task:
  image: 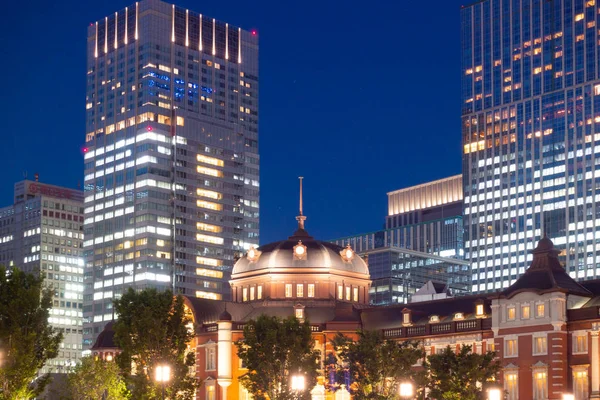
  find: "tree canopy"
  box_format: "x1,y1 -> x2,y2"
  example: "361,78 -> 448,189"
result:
113,288 -> 198,399
64,356 -> 130,399
235,315 -> 321,400
329,330 -> 425,400
0,266 -> 63,399
423,344 -> 500,400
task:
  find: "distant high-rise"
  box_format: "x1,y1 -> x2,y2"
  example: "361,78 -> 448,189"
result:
0,180 -> 84,373
332,175 -> 469,304
83,0 -> 259,348
461,0 -> 600,293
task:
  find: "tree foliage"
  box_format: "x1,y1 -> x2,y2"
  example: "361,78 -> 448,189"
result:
329,331 -> 425,400
64,356 -> 129,399
235,315 -> 321,400
423,344 -> 499,400
0,266 -> 63,399
113,288 -> 198,399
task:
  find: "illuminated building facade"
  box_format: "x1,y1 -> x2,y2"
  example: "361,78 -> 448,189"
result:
332,175 -> 470,304
461,0 -> 600,293
0,179 -> 84,373
83,0 -> 259,348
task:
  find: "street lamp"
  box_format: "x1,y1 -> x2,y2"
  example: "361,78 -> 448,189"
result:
155,364 -> 171,400
399,382 -> 414,399
291,374 -> 305,392
487,387 -> 502,400
562,394 -> 575,400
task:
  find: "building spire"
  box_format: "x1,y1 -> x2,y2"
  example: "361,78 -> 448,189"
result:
296,177 -> 306,230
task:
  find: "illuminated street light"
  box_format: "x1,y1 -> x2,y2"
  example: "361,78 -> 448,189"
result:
488,387 -> 501,400
291,374 -> 305,392
562,394 -> 575,400
399,382 -> 414,399
155,364 -> 171,400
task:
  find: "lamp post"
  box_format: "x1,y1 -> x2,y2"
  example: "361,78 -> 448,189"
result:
155,365 -> 171,400
487,387 -> 502,400
562,394 -> 575,400
399,382 -> 414,399
291,374 -> 305,392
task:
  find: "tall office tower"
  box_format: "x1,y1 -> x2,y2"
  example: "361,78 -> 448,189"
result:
461,0 -> 600,293
0,179 -> 84,373
332,175 -> 470,304
83,0 -> 259,348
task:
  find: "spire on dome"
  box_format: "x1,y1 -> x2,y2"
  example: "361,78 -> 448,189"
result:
296,176 -> 307,230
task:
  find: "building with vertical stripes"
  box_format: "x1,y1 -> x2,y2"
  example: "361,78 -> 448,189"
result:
461,0 -> 600,294
83,0 -> 259,349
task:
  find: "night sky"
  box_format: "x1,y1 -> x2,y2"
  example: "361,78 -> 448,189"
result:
0,0 -> 465,245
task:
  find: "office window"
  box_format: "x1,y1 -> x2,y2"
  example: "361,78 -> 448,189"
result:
533,336 -> 547,355
507,306 -> 516,321
521,305 -> 530,319
307,284 -> 315,298
536,303 -> 545,317
285,284 -> 292,298
573,333 -> 588,354
533,370 -> 547,400
573,368 -> 589,399
257,285 -> 263,299
242,287 -> 248,302
296,284 -> 303,298
504,372 -> 518,400
353,287 -> 359,302
206,347 -> 216,371
505,338 -> 518,357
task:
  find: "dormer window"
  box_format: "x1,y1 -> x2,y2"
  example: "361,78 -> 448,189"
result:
475,301 -> 485,318
294,304 -> 305,321
454,312 -> 464,320
429,315 -> 440,323
402,309 -> 412,326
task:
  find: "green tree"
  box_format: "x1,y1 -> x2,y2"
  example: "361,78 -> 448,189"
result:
330,331 -> 425,400
113,288 -> 198,399
64,356 -> 129,399
423,344 -> 499,400
0,266 -> 63,399
235,315 -> 321,400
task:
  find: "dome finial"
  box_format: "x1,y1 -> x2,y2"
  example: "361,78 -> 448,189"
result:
296,176 -> 307,230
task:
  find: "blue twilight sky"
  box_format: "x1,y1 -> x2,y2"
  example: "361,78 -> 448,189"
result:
0,0 -> 466,245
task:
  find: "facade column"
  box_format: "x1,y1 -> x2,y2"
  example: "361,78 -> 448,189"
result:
217,317 -> 233,400
591,324 -> 600,398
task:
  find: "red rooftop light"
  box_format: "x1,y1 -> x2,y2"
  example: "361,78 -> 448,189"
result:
147,126 -> 153,132
251,30 -> 257,35
82,147 -> 89,153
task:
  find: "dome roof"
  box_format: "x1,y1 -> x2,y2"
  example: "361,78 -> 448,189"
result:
232,230 -> 369,277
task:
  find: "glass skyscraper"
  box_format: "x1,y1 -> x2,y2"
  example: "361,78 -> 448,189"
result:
462,0 -> 600,292
83,0 -> 259,348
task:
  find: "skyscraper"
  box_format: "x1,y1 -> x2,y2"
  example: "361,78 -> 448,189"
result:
83,0 -> 259,348
0,179 -> 84,373
461,0 -> 600,292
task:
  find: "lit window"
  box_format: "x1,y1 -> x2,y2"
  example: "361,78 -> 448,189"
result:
521,305 -> 530,319
353,287 -> 359,302
507,306 -> 516,321
206,385 -> 216,400
196,291 -> 222,300
242,287 -> 248,302
575,13 -> 585,21
257,285 -> 263,299
196,234 -> 224,245
476,303 -> 485,316
295,307 -> 304,320
196,258 -> 222,268
573,368 -> 589,399
337,285 -> 343,300
206,347 -> 216,370
197,200 -> 223,211
505,338 -> 518,357
536,303 -> 545,317
197,189 -> 222,200
250,287 -> 255,301
403,313 -> 411,324
296,284 -> 304,298
429,315 -> 440,323
285,284 -> 292,298
533,336 -> 547,355
197,166 -> 223,178
533,370 -> 547,400
197,154 -> 224,167
345,286 -> 351,301
454,312 -> 464,320
504,372 -> 518,400
573,333 -> 588,354
307,284 -> 315,298
197,223 -> 222,233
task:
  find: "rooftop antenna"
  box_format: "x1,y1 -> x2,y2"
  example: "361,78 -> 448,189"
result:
296,177 -> 306,230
